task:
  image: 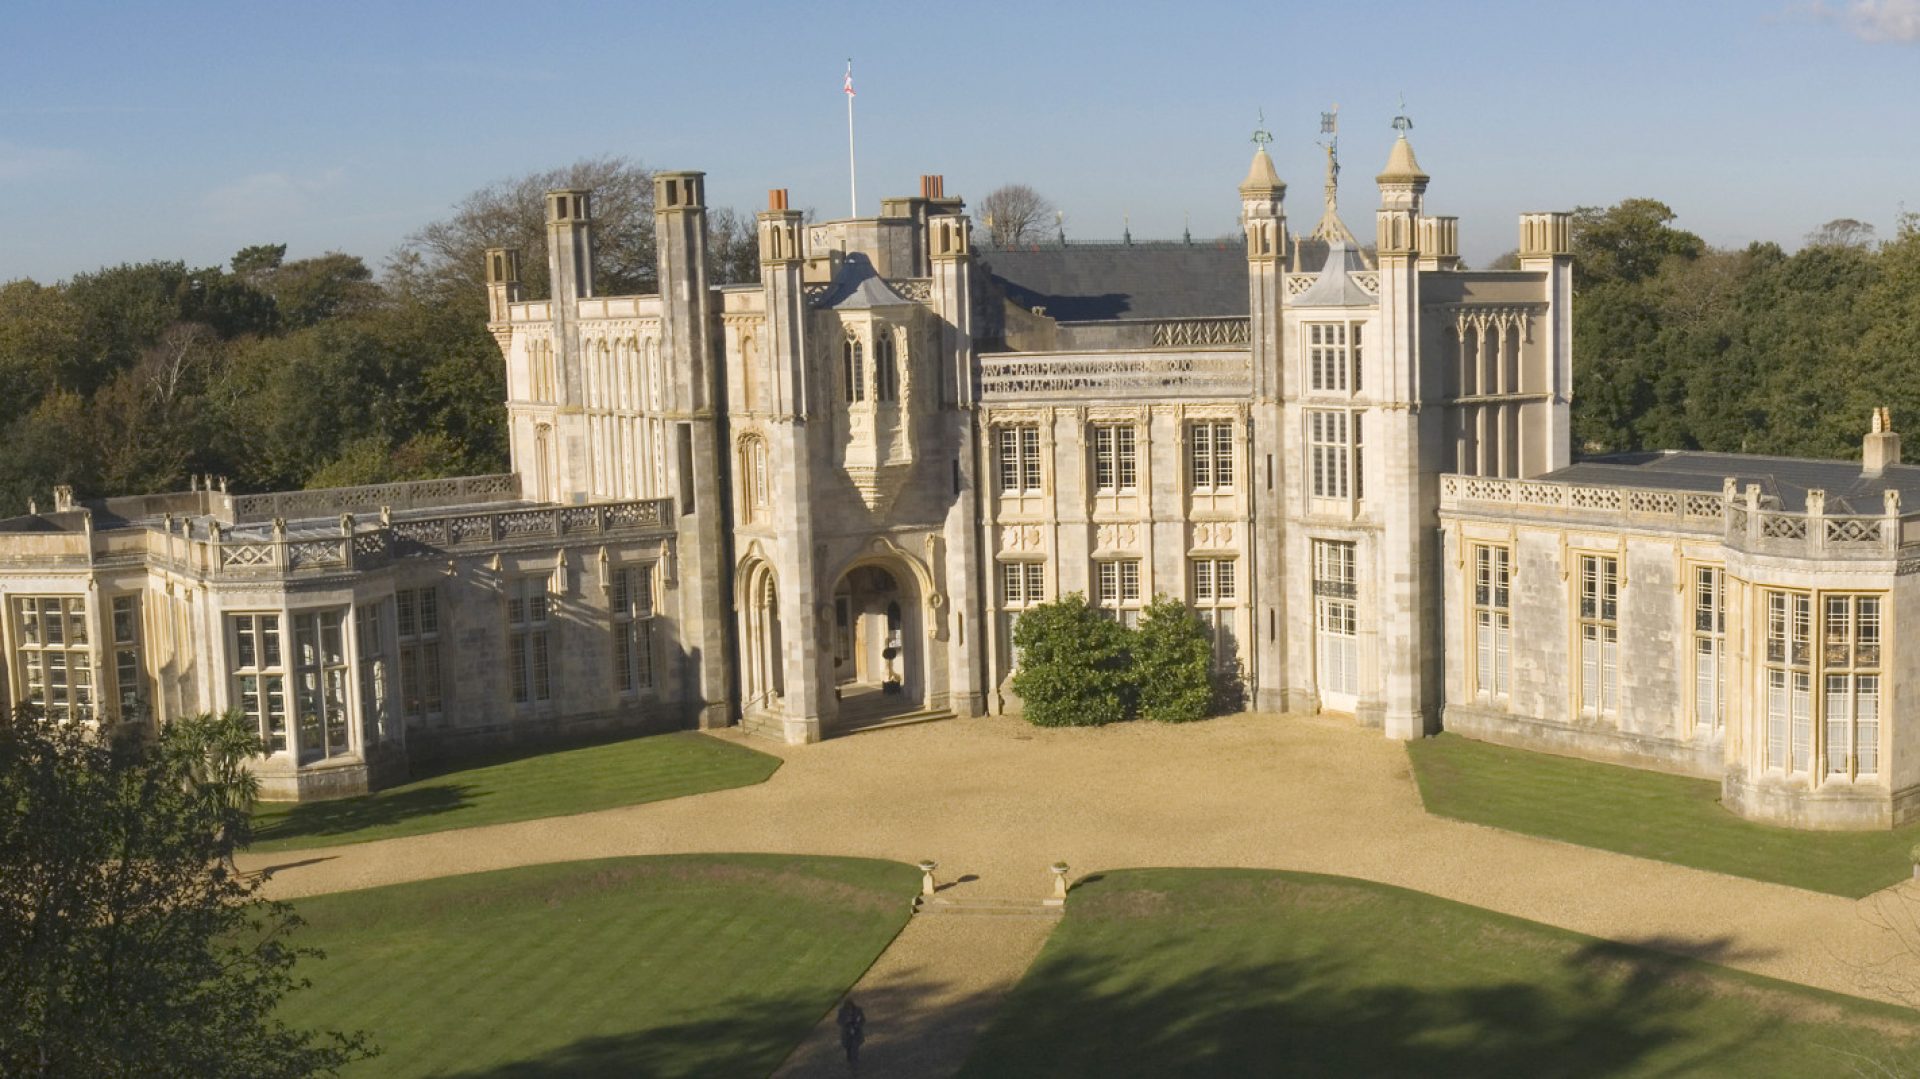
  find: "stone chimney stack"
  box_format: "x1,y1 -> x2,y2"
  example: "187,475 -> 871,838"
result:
1864,407 -> 1901,476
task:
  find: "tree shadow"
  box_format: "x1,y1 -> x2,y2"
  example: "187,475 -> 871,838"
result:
251,782 -> 475,845
369,914 -> 1916,1079
247,855 -> 337,882
437,989 -> 841,1079
403,727 -> 677,780
951,926 -> 1902,1079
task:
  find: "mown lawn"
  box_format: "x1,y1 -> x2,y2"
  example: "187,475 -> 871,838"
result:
1408,733 -> 1920,898
251,732 -> 780,852
289,854 -> 917,1078
960,868 -> 1920,1078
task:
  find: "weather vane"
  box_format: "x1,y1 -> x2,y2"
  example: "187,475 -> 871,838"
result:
1320,105 -> 1338,137
1392,93 -> 1413,134
1251,108 -> 1273,150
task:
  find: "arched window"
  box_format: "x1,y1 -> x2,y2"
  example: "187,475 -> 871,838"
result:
740,435 -> 770,520
875,329 -> 899,402
533,424 -> 553,502
652,339 -> 667,410
740,335 -> 758,412
843,336 -> 865,402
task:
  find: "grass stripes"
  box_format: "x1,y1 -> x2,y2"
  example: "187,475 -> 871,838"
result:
1407,733 -> 1920,897
251,732 -> 780,851
288,854 -> 916,1077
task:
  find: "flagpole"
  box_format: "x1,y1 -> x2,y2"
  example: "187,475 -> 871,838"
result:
845,59 -> 858,218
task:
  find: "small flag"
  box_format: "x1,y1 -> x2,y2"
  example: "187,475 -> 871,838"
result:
844,61 -> 855,97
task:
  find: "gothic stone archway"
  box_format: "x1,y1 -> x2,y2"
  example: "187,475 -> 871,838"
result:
737,559 -> 783,718
830,560 -> 924,730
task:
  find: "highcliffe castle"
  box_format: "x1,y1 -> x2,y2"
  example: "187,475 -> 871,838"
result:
6,129 -> 1919,830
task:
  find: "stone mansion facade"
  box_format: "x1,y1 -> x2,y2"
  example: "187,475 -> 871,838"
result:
3,132 -> 1917,829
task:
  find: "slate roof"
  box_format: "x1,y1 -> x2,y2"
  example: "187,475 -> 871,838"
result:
982,243 -> 1247,322
1290,237 -> 1375,308
1542,451 -> 1920,514
814,253 -> 914,310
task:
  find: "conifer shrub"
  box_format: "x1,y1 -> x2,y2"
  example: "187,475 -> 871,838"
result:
1132,597 -> 1215,723
1009,593 -> 1134,727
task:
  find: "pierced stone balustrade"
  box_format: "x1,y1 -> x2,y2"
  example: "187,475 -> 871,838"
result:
1440,473 -> 1909,560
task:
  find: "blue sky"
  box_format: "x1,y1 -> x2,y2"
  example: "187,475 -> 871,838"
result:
2,0 -> 1916,282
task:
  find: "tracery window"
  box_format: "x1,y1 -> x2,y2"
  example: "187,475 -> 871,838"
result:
1307,322 -> 1362,394
111,594 -> 143,717
1822,594 -> 1880,779
1191,557 -> 1238,671
1308,410 -> 1362,501
229,614 -> 286,752
292,610 -> 350,761
1692,566 -> 1726,735
997,425 -> 1044,494
355,602 -> 393,745
1094,559 -> 1142,627
997,561 -> 1047,673
507,576 -> 552,706
1765,591 -> 1813,773
1578,555 -> 1619,721
13,596 -> 93,722
1313,541 -> 1358,697
1188,421 -> 1235,491
875,329 -> 900,402
741,435 -> 771,521
842,336 -> 866,402
613,565 -> 657,694
1473,545 -> 1511,700
396,587 -> 443,725
1091,423 -> 1138,492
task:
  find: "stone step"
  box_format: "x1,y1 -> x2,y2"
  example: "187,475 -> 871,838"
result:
837,708 -> 956,736
913,894 -> 1064,918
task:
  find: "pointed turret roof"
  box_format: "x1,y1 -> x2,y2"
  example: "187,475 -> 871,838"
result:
1239,148 -> 1285,198
1376,135 -> 1429,184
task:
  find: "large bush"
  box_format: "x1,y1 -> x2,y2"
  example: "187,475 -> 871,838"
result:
1132,597 -> 1215,723
1010,593 -> 1134,727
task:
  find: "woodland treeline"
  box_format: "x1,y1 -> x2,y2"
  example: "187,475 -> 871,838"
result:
2,174 -> 1914,515
1564,200 -> 1920,459
0,158 -> 758,514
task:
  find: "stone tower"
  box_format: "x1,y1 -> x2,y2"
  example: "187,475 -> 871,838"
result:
1241,146 -> 1291,712
753,188 -> 829,742
652,171 -> 734,729
1518,210 -> 1574,474
928,205 -> 986,718
1372,133 -> 1439,739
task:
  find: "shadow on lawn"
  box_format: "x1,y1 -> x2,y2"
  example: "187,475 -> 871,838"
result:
947,933 -> 1888,1079
439,990 -> 830,1079
253,783 -> 476,844
420,931 -> 1905,1079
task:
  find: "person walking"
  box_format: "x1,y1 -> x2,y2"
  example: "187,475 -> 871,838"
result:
837,997 -> 866,1073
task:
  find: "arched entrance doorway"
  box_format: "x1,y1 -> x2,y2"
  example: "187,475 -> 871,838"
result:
830,560 -> 923,728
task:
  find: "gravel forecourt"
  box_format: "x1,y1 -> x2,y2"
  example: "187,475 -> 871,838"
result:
241,712 -> 1920,1050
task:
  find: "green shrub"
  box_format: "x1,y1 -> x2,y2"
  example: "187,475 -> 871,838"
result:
1010,593 -> 1134,727
1132,597 -> 1215,723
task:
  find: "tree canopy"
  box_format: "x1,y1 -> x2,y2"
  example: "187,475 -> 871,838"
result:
978,184 -> 1058,248
0,158 -> 765,513
0,709 -> 371,1077
1568,200 -> 1920,458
